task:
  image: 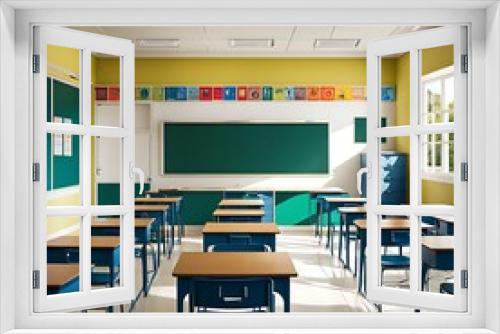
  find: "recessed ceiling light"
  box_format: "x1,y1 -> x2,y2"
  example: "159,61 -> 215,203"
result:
136,39 -> 180,48
314,38 -> 361,49
228,39 -> 275,48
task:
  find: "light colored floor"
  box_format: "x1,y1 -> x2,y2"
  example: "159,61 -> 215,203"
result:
131,226 -> 375,313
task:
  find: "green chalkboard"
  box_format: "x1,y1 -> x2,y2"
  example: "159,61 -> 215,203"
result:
163,123 -> 329,174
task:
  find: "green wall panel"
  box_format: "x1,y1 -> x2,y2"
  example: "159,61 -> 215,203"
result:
275,192 -> 313,226
163,123 -> 329,174
97,183 -> 151,205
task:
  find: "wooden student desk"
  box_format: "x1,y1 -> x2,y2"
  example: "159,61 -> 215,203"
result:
202,222 -> 280,251
421,236 -> 454,290
47,264 -> 80,295
91,218 -> 157,303
135,204 -> 174,259
321,197 -> 366,250
172,252 -> 297,312
136,197 -> 185,244
212,208 -> 265,222
218,198 -> 265,208
354,219 -> 433,294
337,206 -> 367,271
47,236 -> 121,289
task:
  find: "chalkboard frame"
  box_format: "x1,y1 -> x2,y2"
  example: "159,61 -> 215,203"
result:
161,121 -> 330,175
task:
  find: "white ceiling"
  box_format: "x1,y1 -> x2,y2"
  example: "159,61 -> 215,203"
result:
75,26 -> 433,57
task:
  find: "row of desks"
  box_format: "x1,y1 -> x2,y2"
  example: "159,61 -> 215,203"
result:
213,198 -> 266,222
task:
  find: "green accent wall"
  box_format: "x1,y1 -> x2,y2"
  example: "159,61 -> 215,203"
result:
275,192 -> 313,225
97,183 -> 151,205
163,123 -> 329,174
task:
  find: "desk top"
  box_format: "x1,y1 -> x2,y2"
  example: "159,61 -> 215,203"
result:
213,209 -> 265,217
172,252 -> 297,278
135,204 -> 170,212
219,199 -> 265,207
338,206 -> 367,214
47,236 -> 120,249
324,197 -> 366,203
91,217 -> 154,228
135,197 -> 182,204
422,236 -> 454,250
202,222 -> 280,234
355,219 -> 433,230
47,264 -> 79,288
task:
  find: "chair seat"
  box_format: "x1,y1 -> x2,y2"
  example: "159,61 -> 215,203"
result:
381,255 -> 410,268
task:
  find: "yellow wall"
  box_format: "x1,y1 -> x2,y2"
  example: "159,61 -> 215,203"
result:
394,45 -> 454,205
95,57 -> 397,86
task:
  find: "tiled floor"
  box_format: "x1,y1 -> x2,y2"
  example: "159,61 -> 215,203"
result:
131,226 -> 374,313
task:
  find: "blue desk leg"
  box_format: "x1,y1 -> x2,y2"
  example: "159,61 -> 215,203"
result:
337,212 -> 345,259
326,203 -> 331,249
357,231 -> 366,294
176,278 -> 191,312
273,277 -> 291,312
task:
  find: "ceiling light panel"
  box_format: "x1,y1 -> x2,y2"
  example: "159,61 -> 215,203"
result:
136,39 -> 180,48
314,38 -> 361,49
228,39 -> 275,48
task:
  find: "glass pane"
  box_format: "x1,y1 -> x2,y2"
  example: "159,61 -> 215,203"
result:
380,52 -> 409,127
91,215 -> 122,292
378,137 -> 409,205
420,216 -> 454,294
92,53 -> 122,127
46,216 -> 81,295
47,45 -> 81,125
420,45 -> 454,125
378,216 -> 411,290
93,137 -> 123,206
420,133 -> 454,205
46,134 -> 81,206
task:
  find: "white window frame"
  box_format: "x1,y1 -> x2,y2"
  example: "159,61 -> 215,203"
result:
1,2 -> 496,333
32,26 -> 136,312
422,65 -> 455,184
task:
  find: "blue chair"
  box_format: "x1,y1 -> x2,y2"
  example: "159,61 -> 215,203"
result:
209,243 -> 270,252
381,230 -> 410,285
189,278 -> 275,312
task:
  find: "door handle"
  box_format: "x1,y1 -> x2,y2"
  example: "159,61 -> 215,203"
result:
130,162 -> 145,195
357,167 -> 368,196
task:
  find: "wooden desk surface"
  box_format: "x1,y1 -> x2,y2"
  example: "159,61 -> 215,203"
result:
172,252 -> 297,278
219,199 -> 264,207
135,204 -> 169,212
91,217 -> 154,228
338,206 -> 367,214
203,222 -> 280,234
213,209 -> 265,217
355,219 -> 433,230
135,197 -> 182,204
422,236 -> 454,250
47,264 -> 79,288
324,197 -> 366,203
47,236 -> 120,249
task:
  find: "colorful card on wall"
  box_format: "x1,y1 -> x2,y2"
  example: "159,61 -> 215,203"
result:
187,87 -> 199,100
152,87 -> 165,101
95,87 -> 108,101
285,87 -> 295,100
343,86 -> 353,100
199,86 -> 213,101
307,87 -> 320,100
223,86 -> 236,100
262,86 -> 273,101
334,86 -> 344,100
247,86 -> 262,100
176,87 -> 187,100
135,87 -> 151,101
166,87 -> 188,101
351,86 -> 365,100
108,86 -> 120,101
294,87 -> 306,100
273,87 -> 287,100
213,87 -> 223,100
320,86 -> 335,100
381,85 -> 395,101
237,86 -> 247,100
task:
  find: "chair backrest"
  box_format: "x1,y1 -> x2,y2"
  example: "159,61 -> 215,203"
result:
209,243 -> 270,252
189,278 -> 274,312
390,230 -> 410,246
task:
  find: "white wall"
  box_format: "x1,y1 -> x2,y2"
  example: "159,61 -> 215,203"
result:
149,101 -> 396,195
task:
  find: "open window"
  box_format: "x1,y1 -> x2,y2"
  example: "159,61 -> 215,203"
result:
366,26 -> 467,311
32,26 -> 136,312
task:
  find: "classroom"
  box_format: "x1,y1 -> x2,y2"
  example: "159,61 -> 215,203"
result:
2,2 -> 499,332
39,25 -> 459,313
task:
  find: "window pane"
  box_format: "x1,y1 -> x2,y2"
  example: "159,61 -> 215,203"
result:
381,52 -> 408,126
47,216 -> 81,295
378,137 -> 409,205
93,137 -> 123,206
420,44 -> 454,125
92,53 -> 122,127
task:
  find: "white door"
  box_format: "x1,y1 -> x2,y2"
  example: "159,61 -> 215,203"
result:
366,26 -> 468,311
33,26 -> 136,312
